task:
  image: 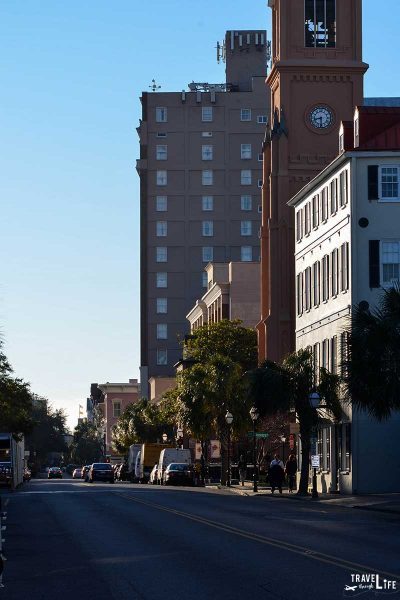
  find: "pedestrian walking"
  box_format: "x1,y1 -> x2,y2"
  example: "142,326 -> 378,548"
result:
269,454 -> 285,494
285,454 -> 297,493
238,454 -> 247,487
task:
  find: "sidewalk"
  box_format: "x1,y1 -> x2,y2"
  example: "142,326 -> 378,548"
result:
206,481 -> 400,515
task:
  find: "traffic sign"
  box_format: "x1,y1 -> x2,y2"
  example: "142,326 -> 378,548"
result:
311,455 -> 320,468
247,432 -> 269,439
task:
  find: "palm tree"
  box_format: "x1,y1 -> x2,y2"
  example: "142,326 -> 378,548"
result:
343,284 -> 400,421
246,349 -> 341,495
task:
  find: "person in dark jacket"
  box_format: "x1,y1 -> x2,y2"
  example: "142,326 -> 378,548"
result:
285,454 -> 298,493
238,455 -> 247,487
269,455 -> 285,494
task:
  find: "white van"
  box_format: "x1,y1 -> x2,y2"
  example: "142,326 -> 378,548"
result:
134,451 -> 141,482
127,444 -> 142,481
157,448 -> 192,484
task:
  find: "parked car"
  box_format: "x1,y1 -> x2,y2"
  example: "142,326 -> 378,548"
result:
157,449 -> 192,485
81,465 -> 91,482
72,468 -> 83,479
116,463 -> 130,482
48,467 -> 63,479
88,463 -> 114,483
149,464 -> 158,485
65,464 -> 81,475
162,463 -> 193,486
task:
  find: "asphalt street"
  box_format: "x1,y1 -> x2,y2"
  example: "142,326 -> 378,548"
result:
1,478 -> 399,600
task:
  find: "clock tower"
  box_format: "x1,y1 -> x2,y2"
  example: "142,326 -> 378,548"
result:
258,0 -> 368,362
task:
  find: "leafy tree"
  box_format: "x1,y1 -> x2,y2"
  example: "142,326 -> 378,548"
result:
111,399 -> 165,454
26,397 -> 69,466
69,420 -> 103,465
343,285 -> 400,420
0,341 -> 33,437
247,349 -> 341,495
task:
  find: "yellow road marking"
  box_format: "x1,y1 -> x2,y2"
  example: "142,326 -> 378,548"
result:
117,493 -> 400,580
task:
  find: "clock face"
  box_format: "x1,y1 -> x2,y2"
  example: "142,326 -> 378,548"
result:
309,106 -> 334,129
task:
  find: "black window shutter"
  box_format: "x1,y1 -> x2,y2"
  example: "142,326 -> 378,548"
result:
368,165 -> 379,200
369,240 -> 380,288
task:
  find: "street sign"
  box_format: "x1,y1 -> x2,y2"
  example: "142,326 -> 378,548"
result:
247,432 -> 269,439
311,455 -> 320,468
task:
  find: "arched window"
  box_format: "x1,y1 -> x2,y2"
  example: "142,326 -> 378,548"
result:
305,0 -> 336,48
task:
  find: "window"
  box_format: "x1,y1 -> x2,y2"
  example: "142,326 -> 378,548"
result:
257,115 -> 267,124
313,261 -> 320,307
381,241 -> 400,285
202,246 -> 213,262
241,108 -> 252,121
241,195 -> 252,211
321,187 -> 328,222
340,332 -> 349,376
331,248 -> 338,296
322,255 -> 330,301
330,178 -> 337,214
313,342 -> 320,383
156,132 -> 167,138
202,170 -> 213,185
202,145 -> 213,160
156,170 -> 167,186
258,153 -> 263,162
113,402 -> 121,418
340,242 -> 349,291
241,170 -> 252,185
156,272 -> 167,288
202,107 -> 213,122
330,336 -> 338,374
241,144 -> 252,159
258,179 -> 263,188
157,324 -> 167,339
157,349 -> 168,365
202,272 -> 208,288
202,221 -> 213,237
156,298 -> 167,314
202,196 -> 213,211
202,131 -> 213,137
156,247 -> 167,263
323,427 -> 331,471
156,107 -> 167,122
305,0 -> 336,48
339,171 -> 348,207
312,194 -> 320,228
305,202 -> 311,235
305,267 -> 312,311
380,166 -> 399,200
156,221 -> 167,237
297,273 -> 304,316
156,196 -> 167,212
338,423 -> 351,472
156,145 -> 167,160
241,246 -> 252,261
322,339 -> 330,370
241,220 -> 252,236
296,211 -> 302,242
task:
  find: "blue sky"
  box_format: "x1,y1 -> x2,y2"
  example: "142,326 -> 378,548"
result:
1,1 -> 398,431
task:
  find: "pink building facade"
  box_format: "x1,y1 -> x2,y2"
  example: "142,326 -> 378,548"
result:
98,379 -> 140,457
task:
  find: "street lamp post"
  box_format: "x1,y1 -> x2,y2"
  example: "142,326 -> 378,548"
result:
249,406 -> 259,492
225,411 -> 233,487
309,391 -> 321,499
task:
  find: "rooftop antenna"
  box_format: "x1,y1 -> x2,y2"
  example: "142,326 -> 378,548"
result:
149,79 -> 161,92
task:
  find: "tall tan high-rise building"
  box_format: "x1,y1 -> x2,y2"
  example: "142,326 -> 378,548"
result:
258,0 -> 368,363
137,30 -> 270,396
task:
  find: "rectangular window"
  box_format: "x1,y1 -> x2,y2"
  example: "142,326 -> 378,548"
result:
241,246 -> 252,262
156,298 -> 167,314
339,170 -> 348,207
258,179 -> 263,188
202,221 -> 214,237
241,170 -> 252,185
313,261 -> 320,307
202,246 -> 213,262
313,342 -> 320,384
305,266 -> 312,311
202,272 -> 208,288
258,153 -> 263,162
156,221 -> 167,237
113,402 -> 121,418
156,196 -> 167,212
324,428 -> 331,471
340,332 -> 349,377
321,187 -> 328,222
322,339 -> 330,371
156,247 -> 167,262
340,242 -> 349,291
331,248 -> 338,296
202,170 -> 213,185
257,115 -> 268,124
157,324 -> 167,340
156,272 -> 167,288
381,241 -> 400,285
157,349 -> 168,365
330,178 -> 337,214
156,170 -> 167,186
297,273 -> 304,316
241,195 -> 252,211
331,336 -> 338,374
156,145 -> 167,160
305,0 -> 336,48
380,166 -> 399,200
241,220 -> 252,236
156,132 -> 167,138
202,107 -> 213,122
305,202 -> 311,235
202,145 -> 213,160
156,107 -> 167,123
202,196 -> 213,211
322,255 -> 330,301
296,211 -> 302,242
312,194 -> 320,228
240,108 -> 252,121
241,144 -> 252,159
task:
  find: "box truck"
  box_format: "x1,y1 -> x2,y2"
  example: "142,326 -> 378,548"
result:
0,433 -> 24,490
135,443 -> 172,483
157,448 -> 192,484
